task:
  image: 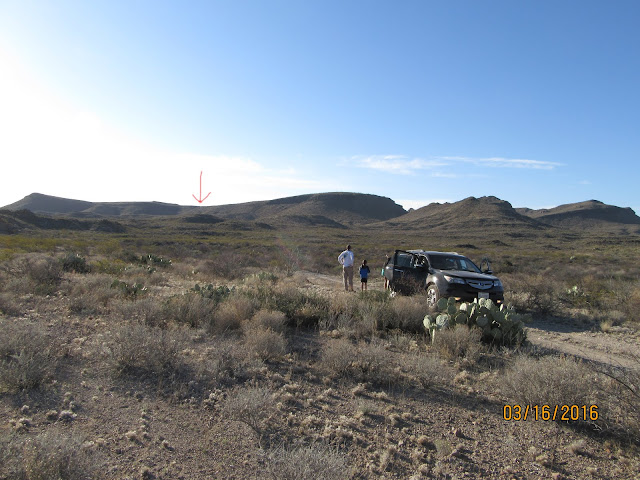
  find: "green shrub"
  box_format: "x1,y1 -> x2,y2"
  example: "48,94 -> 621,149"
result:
61,252 -> 90,273
192,283 -> 232,304
110,279 -> 147,299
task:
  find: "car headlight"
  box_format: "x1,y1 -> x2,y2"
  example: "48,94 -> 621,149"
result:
444,275 -> 465,284
494,279 -> 503,288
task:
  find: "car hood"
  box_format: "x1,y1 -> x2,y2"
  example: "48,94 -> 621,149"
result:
438,270 -> 499,281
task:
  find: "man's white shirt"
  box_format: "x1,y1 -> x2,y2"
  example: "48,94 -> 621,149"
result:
338,250 -> 354,267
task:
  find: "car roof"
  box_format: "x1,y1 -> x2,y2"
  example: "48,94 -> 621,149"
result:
404,249 -> 461,256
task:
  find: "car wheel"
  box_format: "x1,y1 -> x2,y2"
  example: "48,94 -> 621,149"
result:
426,284 -> 439,312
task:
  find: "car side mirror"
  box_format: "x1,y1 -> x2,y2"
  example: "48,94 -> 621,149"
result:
482,266 -> 493,274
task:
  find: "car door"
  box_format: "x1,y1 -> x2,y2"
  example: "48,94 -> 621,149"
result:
388,250 -> 415,291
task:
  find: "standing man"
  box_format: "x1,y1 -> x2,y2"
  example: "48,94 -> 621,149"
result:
337,244 -> 355,292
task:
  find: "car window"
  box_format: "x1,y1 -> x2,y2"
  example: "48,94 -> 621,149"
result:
396,253 -> 413,268
428,254 -> 481,273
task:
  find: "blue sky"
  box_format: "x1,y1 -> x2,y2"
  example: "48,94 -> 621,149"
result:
1,1 -> 639,213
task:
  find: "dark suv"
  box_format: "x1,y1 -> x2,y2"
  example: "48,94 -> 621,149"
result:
383,250 -> 504,310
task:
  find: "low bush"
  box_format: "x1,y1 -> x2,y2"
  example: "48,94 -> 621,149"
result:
248,309 -> 288,333
114,296 -> 169,328
61,252 -> 91,273
222,385 -> 277,446
260,443 -> 349,480
1,432 -> 100,480
432,324 -> 484,365
110,322 -> 186,378
244,328 -> 287,361
409,353 -> 456,389
597,359 -> 640,439
0,292 -> 23,316
1,253 -> 62,295
504,273 -> 559,316
67,274 -> 118,315
247,283 -> 330,327
199,338 -> 248,385
388,295 -> 428,332
501,355 -> 598,427
165,293 -> 216,328
0,320 -> 55,393
319,338 -> 393,386
209,295 -> 256,334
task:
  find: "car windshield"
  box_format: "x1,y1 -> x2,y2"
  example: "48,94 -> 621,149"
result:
428,254 -> 482,273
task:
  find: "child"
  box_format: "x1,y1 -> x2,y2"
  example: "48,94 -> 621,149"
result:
359,259 -> 371,292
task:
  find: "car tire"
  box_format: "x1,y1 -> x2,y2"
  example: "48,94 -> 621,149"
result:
426,284 -> 440,312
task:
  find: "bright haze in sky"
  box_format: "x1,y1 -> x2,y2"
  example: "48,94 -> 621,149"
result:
1,1 -> 638,213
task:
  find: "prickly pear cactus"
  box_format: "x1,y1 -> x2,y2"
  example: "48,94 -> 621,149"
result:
424,296 -> 530,347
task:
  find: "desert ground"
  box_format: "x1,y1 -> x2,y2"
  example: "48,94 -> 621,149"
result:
1,198 -> 639,479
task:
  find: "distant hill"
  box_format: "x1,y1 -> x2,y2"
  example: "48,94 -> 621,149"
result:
4,193 -> 95,215
516,200 -> 640,234
376,196 -> 546,232
0,209 -> 126,234
3,192 -> 639,234
4,193 -> 193,217
200,192 -> 406,226
2,192 -> 405,228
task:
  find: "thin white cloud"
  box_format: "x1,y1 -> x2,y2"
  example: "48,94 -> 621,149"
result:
351,154 -> 562,176
351,155 -> 448,175
441,156 -> 563,170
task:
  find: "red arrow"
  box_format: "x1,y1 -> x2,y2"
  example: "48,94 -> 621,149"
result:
192,171 -> 211,204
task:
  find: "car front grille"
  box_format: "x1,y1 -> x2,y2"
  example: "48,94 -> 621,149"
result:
466,280 -> 493,290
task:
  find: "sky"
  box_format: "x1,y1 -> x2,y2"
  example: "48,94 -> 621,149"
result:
1,1 -> 639,213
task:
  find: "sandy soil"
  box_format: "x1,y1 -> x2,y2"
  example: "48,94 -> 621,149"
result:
1,270 -> 639,479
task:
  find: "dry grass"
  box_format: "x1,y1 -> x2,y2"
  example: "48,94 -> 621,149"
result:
501,355 -> 598,425
432,324 -> 484,366
260,443 -> 349,480
209,295 -> 256,334
66,274 -> 119,315
110,322 -> 187,378
1,253 -> 63,295
247,309 -> 288,333
0,431 -> 100,480
319,338 -> 394,386
244,328 -> 287,361
222,385 -> 277,446
0,320 -> 55,393
409,353 -> 457,389
388,295 -> 429,332
165,292 -> 216,328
